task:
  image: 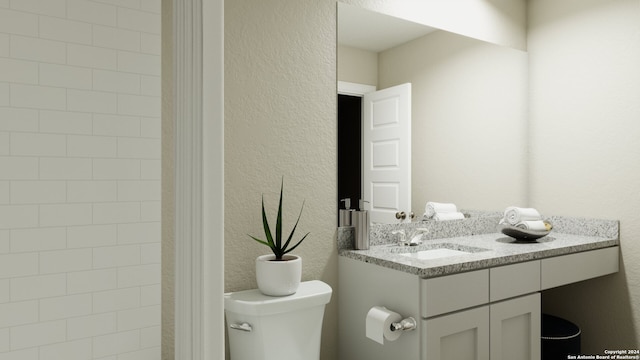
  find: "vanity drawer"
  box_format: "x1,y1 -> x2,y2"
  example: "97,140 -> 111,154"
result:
421,269 -> 489,318
541,246 -> 619,290
490,260 -> 540,302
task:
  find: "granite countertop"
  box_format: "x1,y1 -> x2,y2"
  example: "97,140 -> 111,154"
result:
338,214 -> 620,278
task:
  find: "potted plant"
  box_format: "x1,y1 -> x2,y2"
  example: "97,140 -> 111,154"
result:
249,179 -> 309,296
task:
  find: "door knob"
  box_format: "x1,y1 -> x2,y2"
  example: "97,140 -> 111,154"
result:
395,211 -> 406,220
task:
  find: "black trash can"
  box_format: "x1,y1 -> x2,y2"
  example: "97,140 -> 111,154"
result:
542,314 -> 581,360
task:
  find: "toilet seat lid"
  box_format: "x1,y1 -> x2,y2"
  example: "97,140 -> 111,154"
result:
224,280 -> 332,316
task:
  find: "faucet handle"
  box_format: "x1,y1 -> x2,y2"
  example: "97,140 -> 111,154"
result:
408,228 -> 429,246
391,230 -> 407,246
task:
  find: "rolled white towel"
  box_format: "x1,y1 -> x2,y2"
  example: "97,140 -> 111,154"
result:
425,202 -> 458,218
433,212 -> 465,221
504,207 -> 542,225
515,220 -> 547,231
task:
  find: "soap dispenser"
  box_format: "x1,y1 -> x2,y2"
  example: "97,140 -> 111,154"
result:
339,198 -> 354,227
351,199 -> 370,250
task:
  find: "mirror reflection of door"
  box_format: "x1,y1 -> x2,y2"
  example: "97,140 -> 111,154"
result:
338,4 -> 529,217
337,82 -> 412,224
363,83 -> 411,223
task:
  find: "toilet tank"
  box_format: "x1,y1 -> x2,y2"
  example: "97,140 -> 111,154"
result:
224,280 -> 332,360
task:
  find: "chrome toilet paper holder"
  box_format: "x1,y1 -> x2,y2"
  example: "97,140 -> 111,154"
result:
390,317 -> 417,332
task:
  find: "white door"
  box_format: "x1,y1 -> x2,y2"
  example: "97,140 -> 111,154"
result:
363,83 -> 411,224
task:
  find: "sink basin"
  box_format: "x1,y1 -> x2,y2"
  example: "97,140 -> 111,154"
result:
394,243 -> 488,260
399,248 -> 471,260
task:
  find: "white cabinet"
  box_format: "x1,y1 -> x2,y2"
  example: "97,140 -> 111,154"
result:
421,269 -> 488,317
490,293 -> 541,360
490,261 -> 540,302
422,263 -> 541,360
424,306 -> 490,360
422,294 -> 540,360
339,247 -> 619,360
541,246 -> 619,290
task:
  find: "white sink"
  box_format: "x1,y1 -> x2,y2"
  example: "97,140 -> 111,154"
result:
399,248 -> 471,260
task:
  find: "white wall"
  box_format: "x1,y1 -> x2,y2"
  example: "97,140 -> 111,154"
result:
340,0 -> 527,50
378,30 -> 528,214
337,45 -> 378,86
528,0 -> 640,351
0,1 -> 161,359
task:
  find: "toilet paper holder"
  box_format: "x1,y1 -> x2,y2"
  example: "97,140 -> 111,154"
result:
390,317 -> 417,332
229,322 -> 252,332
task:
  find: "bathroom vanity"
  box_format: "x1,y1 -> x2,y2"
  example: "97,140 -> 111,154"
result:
337,215 -> 619,360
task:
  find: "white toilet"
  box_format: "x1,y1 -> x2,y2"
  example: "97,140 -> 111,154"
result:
224,280 -> 332,360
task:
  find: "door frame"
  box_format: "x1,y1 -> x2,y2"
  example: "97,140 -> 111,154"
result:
337,81 -> 376,209
338,81 -> 376,97
172,0 -> 224,359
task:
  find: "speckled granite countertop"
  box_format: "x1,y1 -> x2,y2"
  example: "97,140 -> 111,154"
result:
338,214 -> 619,278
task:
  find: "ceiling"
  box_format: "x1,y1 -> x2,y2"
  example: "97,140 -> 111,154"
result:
337,3 -> 437,53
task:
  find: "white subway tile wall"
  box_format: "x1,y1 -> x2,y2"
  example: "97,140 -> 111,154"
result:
0,231 -> 8,254
0,0 -> 161,358
0,34 -> 8,58
10,36 -> 67,64
0,328 -> 8,352
0,83 -> 9,107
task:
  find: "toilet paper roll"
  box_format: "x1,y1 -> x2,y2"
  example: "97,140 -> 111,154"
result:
366,306 -> 402,344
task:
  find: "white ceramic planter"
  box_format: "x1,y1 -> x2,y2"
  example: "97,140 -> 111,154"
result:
255,254 -> 302,296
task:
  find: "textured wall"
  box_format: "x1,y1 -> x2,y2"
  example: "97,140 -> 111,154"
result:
529,0 -> 640,351
224,1 -> 338,359
378,30 -> 528,214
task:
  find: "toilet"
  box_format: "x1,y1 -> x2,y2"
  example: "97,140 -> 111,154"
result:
224,280 -> 332,360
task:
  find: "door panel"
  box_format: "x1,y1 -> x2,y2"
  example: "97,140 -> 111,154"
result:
363,83 -> 411,223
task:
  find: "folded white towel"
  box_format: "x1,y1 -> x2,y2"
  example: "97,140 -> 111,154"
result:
515,220 -> 547,231
425,202 -> 458,218
504,207 -> 542,225
433,212 -> 465,221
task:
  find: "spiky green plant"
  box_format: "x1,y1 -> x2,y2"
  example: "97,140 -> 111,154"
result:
249,180 -> 309,260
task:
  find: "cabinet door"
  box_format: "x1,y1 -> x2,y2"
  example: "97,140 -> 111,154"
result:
490,293 -> 540,360
424,306 -> 489,360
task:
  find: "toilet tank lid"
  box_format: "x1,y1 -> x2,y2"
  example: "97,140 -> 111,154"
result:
224,280 -> 332,316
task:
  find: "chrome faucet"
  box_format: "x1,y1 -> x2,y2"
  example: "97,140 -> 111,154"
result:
392,228 -> 429,246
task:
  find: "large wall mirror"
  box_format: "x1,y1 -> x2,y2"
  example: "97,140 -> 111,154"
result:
337,2 -> 529,223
